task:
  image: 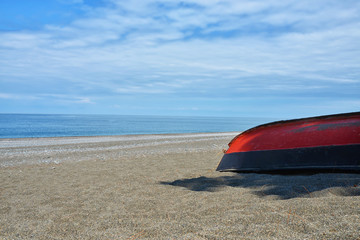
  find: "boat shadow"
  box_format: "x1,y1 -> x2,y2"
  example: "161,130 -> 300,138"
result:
160,173 -> 360,200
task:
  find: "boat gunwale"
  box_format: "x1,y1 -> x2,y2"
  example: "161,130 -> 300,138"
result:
227,111 -> 360,148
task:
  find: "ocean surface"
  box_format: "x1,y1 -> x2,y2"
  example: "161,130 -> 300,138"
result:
0,114 -> 276,138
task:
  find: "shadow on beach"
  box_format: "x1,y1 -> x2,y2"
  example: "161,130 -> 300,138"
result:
160,173 -> 360,200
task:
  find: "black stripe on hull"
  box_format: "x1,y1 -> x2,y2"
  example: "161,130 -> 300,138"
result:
216,144 -> 360,173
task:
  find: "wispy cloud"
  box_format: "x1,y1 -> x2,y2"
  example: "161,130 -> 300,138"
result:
39,94 -> 95,104
0,92 -> 94,104
115,86 -> 172,94
0,0 -> 359,116
0,93 -> 39,100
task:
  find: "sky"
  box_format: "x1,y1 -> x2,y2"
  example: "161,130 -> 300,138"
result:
0,0 -> 359,118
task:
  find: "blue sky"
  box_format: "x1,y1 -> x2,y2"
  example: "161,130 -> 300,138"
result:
0,0 -> 359,118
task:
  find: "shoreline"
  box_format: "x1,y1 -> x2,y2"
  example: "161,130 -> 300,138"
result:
1,132 -> 359,239
0,132 -> 237,167
0,131 -> 239,144
0,131 -> 240,140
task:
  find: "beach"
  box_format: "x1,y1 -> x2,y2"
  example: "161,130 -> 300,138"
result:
0,133 -> 359,239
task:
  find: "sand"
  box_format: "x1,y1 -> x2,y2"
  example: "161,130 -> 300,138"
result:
0,133 -> 359,239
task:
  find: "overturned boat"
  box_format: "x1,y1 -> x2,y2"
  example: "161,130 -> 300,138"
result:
217,112 -> 360,173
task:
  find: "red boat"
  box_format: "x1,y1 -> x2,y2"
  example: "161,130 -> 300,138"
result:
216,112 -> 360,173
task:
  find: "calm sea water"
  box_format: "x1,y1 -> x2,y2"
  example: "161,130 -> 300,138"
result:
0,114 -> 275,138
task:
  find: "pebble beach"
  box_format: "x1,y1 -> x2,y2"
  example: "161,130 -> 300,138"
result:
1,133 -> 359,239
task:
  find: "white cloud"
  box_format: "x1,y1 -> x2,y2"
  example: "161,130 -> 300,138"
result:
115,87 -> 170,94
0,0 -> 359,115
0,93 -> 40,100
38,94 -> 95,104
0,32 -> 50,49
0,93 -> 19,99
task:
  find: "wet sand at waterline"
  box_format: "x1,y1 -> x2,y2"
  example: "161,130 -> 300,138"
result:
1,133 -> 359,239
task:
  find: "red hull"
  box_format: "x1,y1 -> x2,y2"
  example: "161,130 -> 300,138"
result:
217,112 -> 360,172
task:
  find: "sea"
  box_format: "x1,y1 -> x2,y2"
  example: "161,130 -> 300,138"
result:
0,114 -> 276,139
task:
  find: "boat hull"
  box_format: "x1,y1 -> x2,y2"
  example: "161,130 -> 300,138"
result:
217,112 -> 360,173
